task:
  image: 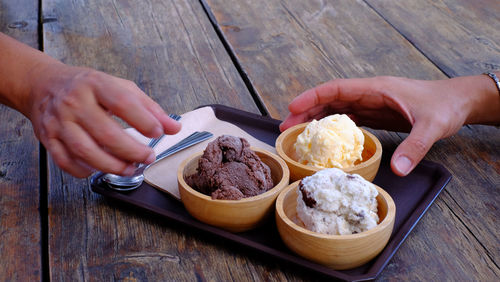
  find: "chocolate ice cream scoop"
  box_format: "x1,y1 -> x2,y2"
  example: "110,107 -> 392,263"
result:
186,135 -> 274,200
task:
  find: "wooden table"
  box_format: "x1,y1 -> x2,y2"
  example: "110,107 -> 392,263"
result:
1,0 -> 498,280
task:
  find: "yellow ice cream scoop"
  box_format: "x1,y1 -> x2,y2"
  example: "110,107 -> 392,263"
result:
294,114 -> 364,168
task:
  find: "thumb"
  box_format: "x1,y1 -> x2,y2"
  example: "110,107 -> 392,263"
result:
390,122 -> 439,176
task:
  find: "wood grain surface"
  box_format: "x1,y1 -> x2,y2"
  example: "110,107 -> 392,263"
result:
203,0 -> 500,280
204,0 -> 447,119
42,0 -> 257,115
366,0 -> 500,77
0,1 -> 42,280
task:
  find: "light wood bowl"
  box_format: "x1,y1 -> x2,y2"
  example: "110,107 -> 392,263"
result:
276,122 -> 382,182
178,148 -> 290,233
275,181 -> 395,270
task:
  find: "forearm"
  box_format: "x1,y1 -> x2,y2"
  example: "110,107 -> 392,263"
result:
453,72 -> 500,125
0,33 -> 62,116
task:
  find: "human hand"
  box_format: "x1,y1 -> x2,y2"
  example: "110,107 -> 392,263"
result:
280,76 -> 482,176
25,63 -> 181,178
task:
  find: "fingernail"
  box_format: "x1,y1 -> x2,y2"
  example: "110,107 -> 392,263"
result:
145,152 -> 156,164
279,123 -> 287,132
395,156 -> 412,175
123,165 -> 136,176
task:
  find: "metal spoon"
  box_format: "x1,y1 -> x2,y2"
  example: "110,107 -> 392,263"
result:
103,131 -> 213,191
101,112 -> 181,189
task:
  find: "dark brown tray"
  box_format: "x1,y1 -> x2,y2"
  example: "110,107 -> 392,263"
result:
91,104 -> 452,281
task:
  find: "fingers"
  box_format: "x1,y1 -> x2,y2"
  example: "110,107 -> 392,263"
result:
281,77 -> 391,131
71,100 -> 157,164
96,82 -> 163,138
288,78 -> 379,114
51,78 -> 157,166
279,113 -> 303,132
42,115 -> 153,177
95,77 -> 181,137
280,105 -> 329,131
30,66 -> 183,178
70,73 -> 180,171
390,122 -> 440,176
58,121 -> 141,175
45,137 -> 95,178
143,98 -> 182,135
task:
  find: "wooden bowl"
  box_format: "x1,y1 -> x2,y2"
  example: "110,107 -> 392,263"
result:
178,148 -> 290,232
275,181 -> 396,270
276,123 -> 382,182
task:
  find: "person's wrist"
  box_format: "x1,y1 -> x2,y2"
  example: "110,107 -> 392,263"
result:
24,61 -> 65,119
463,72 -> 500,125
483,71 -> 500,96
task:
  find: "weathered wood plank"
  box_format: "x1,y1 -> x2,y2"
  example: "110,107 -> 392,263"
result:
43,0 -> 258,115
42,0 -> 266,280
366,0 -> 500,77
382,192 -> 499,281
204,0 -> 447,119
203,0 -> 499,280
0,1 -> 41,280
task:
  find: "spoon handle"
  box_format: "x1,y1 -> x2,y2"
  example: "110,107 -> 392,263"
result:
154,131 -> 213,162
134,131 -> 213,174
147,134 -> 165,148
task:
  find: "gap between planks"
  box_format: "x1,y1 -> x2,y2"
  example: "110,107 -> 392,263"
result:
198,0 -> 271,116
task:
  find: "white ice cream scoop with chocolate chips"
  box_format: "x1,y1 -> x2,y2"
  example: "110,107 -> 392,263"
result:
296,168 -> 379,235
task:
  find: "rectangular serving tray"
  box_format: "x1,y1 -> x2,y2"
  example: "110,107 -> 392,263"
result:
91,104 -> 452,281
